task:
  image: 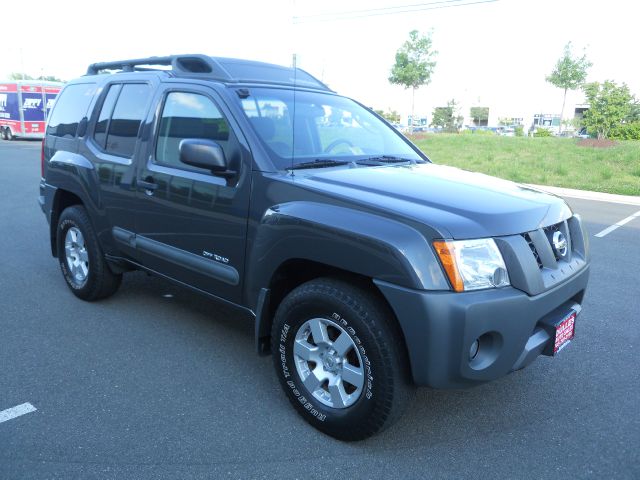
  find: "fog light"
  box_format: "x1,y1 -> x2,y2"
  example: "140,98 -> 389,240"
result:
469,339 -> 480,360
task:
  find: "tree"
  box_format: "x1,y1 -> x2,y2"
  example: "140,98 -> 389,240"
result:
470,107 -> 489,126
626,101 -> 640,122
389,30 -> 437,132
8,72 -> 64,82
431,99 -> 463,132
9,72 -> 34,80
374,109 -> 401,124
546,42 -> 591,134
37,75 -> 64,83
582,81 -> 633,139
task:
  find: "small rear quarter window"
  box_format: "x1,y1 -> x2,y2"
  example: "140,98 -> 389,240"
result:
46,83 -> 96,138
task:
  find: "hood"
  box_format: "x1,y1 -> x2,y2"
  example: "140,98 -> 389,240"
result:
295,163 -> 572,239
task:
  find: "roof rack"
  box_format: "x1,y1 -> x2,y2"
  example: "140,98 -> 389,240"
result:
86,54 -> 233,80
86,54 -> 332,91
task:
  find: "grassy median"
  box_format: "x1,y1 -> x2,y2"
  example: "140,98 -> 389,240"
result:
410,134 -> 640,196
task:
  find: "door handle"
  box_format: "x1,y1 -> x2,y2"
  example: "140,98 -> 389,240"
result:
138,178 -> 158,195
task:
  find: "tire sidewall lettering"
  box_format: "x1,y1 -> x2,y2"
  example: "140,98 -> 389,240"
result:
278,310 -> 375,423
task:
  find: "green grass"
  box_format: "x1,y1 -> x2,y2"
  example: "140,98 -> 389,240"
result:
410,134 -> 640,196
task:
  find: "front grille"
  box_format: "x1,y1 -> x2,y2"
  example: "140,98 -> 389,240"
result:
543,223 -> 563,261
521,221 -> 570,269
508,216 -> 586,296
522,232 -> 543,269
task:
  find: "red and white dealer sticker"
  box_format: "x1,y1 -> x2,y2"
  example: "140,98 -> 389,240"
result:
554,311 -> 576,353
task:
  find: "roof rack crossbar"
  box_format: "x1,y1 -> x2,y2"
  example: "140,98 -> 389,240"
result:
86,54 -> 233,80
87,56 -> 172,75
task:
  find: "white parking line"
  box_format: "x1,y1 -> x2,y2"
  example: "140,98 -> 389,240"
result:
0,403 -> 37,424
594,210 -> 640,238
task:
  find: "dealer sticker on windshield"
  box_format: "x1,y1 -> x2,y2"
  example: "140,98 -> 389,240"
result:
554,311 -> 576,354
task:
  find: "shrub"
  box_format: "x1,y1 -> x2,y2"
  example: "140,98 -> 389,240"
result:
610,121 -> 640,140
534,128 -> 552,137
515,125 -> 524,137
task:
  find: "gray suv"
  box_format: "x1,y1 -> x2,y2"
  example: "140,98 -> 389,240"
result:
39,54 -> 590,440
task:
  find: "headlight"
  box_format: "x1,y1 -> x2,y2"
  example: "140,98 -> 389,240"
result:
433,238 -> 510,292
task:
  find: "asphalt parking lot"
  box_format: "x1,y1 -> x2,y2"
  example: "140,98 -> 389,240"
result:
1,140 -> 638,479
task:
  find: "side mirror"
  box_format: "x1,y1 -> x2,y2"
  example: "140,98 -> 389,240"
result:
179,139 -> 234,177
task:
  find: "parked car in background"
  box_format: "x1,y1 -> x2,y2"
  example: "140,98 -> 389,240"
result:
499,126 -> 516,137
575,127 -> 590,139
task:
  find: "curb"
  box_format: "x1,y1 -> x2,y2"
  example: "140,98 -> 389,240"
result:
526,184 -> 640,206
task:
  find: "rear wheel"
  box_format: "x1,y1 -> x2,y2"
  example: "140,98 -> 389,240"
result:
4,128 -> 13,140
272,277 -> 413,440
1,128 -> 8,140
56,205 -> 122,301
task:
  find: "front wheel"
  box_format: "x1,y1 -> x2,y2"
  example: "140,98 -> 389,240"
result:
271,277 -> 413,441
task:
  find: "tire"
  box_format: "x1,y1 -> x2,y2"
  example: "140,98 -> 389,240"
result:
271,277 -> 413,441
56,205 -> 122,301
5,128 -> 14,140
1,128 -> 8,140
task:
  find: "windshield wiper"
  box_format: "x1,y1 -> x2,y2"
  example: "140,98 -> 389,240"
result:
358,155 -> 416,164
287,159 -> 351,170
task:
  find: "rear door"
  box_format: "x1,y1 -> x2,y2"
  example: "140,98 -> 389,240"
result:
79,81 -> 155,259
134,83 -> 252,304
20,84 -> 45,136
0,83 -> 21,135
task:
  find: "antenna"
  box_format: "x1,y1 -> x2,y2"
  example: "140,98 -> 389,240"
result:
291,53 -> 297,175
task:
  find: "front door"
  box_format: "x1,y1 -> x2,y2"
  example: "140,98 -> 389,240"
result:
134,84 -> 251,304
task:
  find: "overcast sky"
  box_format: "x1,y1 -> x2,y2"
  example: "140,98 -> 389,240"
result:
2,0 -> 637,121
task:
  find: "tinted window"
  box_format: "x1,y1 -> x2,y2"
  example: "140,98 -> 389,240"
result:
106,84 -> 151,158
93,84 -> 121,150
155,92 -> 231,173
46,83 -> 96,138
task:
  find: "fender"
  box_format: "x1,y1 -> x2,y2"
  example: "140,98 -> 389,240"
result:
46,150 -> 112,256
245,201 -> 450,311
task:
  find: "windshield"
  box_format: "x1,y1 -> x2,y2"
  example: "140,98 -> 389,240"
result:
238,88 -> 423,169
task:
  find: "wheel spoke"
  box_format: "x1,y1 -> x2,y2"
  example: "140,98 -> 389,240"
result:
303,368 -> 323,393
78,249 -> 89,263
293,316 -> 366,409
294,339 -> 318,362
332,331 -> 353,357
341,363 -> 364,389
79,261 -> 89,278
76,231 -> 85,247
64,244 -> 73,259
328,380 -> 348,408
309,319 -> 330,346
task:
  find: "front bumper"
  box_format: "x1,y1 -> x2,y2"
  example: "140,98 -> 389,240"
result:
374,264 -> 590,388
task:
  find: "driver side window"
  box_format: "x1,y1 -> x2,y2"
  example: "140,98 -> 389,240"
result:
155,92 -> 232,173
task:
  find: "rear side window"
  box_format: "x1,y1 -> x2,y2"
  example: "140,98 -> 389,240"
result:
93,84 -> 121,149
93,83 -> 151,158
46,83 -> 96,138
155,92 -> 231,173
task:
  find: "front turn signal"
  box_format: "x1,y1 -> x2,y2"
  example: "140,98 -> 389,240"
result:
433,240 -> 464,292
